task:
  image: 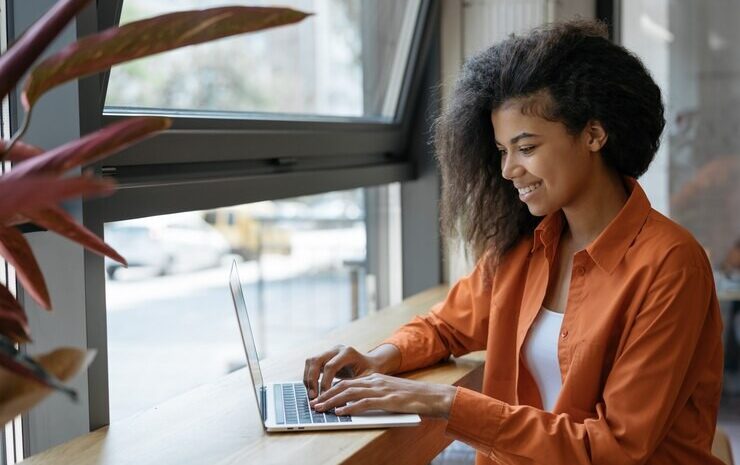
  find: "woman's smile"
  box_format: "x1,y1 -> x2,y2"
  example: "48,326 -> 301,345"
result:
516,181 -> 543,201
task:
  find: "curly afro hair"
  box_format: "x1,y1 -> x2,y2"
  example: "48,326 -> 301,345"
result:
436,19 -> 665,264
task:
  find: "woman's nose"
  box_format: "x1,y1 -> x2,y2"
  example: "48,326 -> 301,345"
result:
501,153 -> 524,180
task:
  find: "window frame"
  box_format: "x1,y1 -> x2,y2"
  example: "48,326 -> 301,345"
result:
96,0 -> 432,156
79,0 -> 442,431
85,0 -> 436,222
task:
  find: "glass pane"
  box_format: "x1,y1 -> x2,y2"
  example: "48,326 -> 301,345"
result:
622,1 -> 740,265
105,189 -> 369,421
621,0 -> 740,403
104,0 -> 421,120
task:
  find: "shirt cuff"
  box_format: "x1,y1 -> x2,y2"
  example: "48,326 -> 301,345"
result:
445,386 -> 506,452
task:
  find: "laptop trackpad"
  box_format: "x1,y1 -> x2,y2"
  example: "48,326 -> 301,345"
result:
351,408 -> 407,418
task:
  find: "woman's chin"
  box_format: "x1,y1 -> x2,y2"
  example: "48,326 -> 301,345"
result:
524,202 -> 554,217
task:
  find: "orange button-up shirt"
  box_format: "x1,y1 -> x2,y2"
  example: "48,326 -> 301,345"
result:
383,178 -> 724,465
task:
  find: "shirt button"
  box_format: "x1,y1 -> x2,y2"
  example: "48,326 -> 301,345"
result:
561,330 -> 569,339
575,267 -> 585,276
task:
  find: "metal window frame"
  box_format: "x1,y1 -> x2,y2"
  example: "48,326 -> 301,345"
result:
81,0 -> 436,223
79,0 -> 443,431
596,0 -> 619,42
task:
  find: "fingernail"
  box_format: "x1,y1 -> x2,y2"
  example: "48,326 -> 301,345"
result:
335,408 -> 344,415
309,389 -> 314,398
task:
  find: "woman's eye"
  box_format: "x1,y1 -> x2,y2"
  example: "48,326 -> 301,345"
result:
497,148 -> 507,157
520,146 -> 535,154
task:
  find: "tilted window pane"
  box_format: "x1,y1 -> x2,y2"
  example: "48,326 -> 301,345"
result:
104,0 -> 421,120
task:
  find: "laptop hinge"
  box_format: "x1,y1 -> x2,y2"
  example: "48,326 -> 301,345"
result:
260,386 -> 268,423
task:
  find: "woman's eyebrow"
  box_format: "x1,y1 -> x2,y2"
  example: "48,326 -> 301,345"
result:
495,132 -> 541,145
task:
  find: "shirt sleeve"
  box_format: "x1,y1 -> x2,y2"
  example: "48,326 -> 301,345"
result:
380,256 -> 492,373
445,265 -> 723,465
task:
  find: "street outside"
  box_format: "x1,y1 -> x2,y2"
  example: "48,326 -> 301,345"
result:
106,225 -> 365,422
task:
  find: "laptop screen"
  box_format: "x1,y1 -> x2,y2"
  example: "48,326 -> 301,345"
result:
229,262 -> 265,420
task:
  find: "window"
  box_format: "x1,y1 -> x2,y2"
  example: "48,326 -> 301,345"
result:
620,0 -> 740,409
621,1 -> 740,262
94,0 -> 434,217
81,0 -> 437,433
104,187 -> 399,421
105,0 -> 422,121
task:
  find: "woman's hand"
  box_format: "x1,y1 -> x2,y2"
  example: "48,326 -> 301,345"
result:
309,373 -> 457,418
303,344 -> 400,399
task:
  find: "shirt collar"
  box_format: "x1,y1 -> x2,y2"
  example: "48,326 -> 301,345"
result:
530,177 -> 652,274
531,209 -> 563,254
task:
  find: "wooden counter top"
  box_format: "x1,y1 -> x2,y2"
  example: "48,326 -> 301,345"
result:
21,285 -> 485,465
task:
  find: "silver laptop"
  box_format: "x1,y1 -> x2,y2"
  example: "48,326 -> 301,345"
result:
229,262 -> 421,432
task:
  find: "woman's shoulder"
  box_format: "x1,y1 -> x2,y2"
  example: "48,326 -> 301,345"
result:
477,236 -> 534,287
633,208 -> 712,273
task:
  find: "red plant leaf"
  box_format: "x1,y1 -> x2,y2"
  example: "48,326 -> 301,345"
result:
0,345 -> 92,423
23,206 -> 127,266
0,309 -> 31,343
0,139 -> 44,163
2,214 -> 28,227
22,6 -> 310,109
0,0 -> 92,101
0,226 -> 50,310
0,175 -> 114,221
0,176 -> 113,310
0,285 -> 24,318
0,284 -> 29,343
5,117 -> 170,179
0,349 -> 48,389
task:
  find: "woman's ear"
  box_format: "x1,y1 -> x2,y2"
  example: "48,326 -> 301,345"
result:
585,120 -> 608,152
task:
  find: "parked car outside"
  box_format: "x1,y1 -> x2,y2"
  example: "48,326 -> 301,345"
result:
105,212 -> 230,279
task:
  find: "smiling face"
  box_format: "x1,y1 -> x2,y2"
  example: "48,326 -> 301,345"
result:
491,99 -> 605,217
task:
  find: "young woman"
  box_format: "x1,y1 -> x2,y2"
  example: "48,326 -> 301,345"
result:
304,20 -> 724,465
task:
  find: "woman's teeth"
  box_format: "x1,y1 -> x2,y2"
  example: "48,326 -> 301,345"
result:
517,182 -> 542,196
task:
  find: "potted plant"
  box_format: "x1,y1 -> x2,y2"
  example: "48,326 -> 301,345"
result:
0,0 -> 309,425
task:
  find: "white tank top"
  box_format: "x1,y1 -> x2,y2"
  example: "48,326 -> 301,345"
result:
523,307 -> 564,412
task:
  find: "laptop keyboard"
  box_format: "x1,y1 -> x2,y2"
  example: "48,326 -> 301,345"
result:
274,383 -> 352,425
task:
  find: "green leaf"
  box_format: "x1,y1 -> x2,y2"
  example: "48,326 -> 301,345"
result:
22,6 -> 311,110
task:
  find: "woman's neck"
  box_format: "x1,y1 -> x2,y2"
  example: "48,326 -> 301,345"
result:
561,168 -> 629,251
